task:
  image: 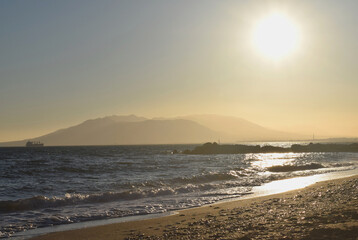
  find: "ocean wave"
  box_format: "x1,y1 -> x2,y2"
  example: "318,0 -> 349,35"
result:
0,171 -> 248,213
329,162 -> 355,167
169,172 -> 239,184
0,179 -> 235,213
2,165 -> 351,213
127,171 -> 242,189
0,190 -> 155,213
267,163 -> 325,172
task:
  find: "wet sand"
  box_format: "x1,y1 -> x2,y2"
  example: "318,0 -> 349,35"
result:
31,175 -> 358,240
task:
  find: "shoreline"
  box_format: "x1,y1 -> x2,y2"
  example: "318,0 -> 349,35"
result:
24,170 -> 358,240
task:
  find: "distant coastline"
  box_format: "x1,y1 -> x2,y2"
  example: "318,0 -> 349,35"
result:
184,142 -> 358,154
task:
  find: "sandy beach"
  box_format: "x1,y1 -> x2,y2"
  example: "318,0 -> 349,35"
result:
30,175 -> 358,240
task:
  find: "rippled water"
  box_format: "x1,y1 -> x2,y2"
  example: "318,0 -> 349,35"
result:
0,144 -> 357,238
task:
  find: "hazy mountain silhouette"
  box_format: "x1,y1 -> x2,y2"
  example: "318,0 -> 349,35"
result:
0,116 -> 219,146
180,114 -> 306,142
0,114 -> 306,147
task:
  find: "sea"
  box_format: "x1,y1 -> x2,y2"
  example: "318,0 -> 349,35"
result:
1,142 -> 357,239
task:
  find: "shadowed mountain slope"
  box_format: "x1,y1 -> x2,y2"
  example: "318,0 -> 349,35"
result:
181,114 -> 306,142
0,114 -> 308,147
0,116 -> 219,146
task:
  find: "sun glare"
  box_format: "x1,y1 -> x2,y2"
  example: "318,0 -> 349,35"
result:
253,13 -> 300,61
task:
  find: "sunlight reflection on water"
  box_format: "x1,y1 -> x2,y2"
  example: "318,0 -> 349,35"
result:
247,153 -> 300,169
257,175 -> 321,194
251,168 -> 358,197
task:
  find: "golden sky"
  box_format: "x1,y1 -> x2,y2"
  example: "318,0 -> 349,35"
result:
1,0 -> 357,141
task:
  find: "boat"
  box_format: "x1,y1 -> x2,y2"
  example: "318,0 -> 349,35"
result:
26,141 -> 44,147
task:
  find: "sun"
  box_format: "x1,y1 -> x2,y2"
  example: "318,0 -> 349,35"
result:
252,13 -> 300,61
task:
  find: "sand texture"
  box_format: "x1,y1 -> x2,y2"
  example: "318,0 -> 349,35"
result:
32,175 -> 358,240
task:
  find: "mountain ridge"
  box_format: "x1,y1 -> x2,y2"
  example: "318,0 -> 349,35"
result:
0,117 -> 219,146
0,114 -> 307,146
180,114 -> 305,142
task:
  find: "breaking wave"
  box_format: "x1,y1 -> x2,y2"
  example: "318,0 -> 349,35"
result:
0,171 -> 244,213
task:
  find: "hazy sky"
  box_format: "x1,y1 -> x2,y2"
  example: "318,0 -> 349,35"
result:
1,0 -> 358,141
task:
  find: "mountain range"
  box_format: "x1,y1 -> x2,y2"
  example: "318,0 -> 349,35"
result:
0,114 -> 307,146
